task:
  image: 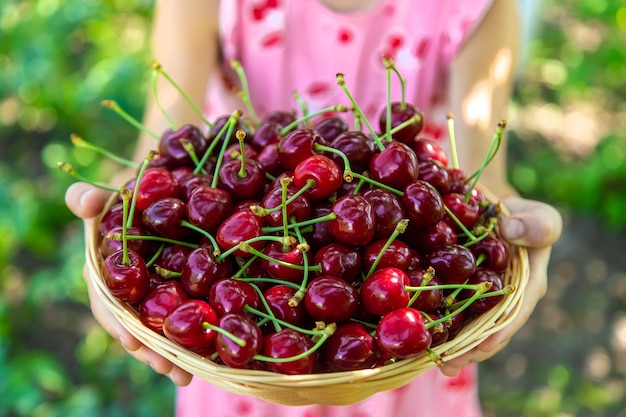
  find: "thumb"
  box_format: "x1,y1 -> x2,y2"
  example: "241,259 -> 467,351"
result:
65,182 -> 112,220
499,197 -> 563,248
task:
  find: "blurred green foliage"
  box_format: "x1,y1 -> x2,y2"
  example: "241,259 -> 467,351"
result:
0,0 -> 624,416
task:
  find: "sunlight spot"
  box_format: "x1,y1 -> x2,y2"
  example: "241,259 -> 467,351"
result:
611,314 -> 626,351
462,80 -> 492,130
585,347 -> 612,380
490,48 -> 512,85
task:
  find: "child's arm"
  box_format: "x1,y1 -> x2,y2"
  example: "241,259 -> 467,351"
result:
66,0 -> 222,386
439,0 -> 563,376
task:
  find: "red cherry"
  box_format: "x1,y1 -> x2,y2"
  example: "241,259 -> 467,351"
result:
361,239 -> 413,273
158,124 -> 208,168
277,128 -> 327,170
102,249 -> 149,304
216,210 -> 265,257
259,184 -> 311,227
442,192 -> 481,231
261,328 -> 316,375
261,241 -> 309,284
312,242 -> 362,282
208,278 -> 260,316
360,267 -> 410,316
263,284 -> 307,327
427,243 -> 476,285
418,158 -> 451,194
303,276 -> 360,323
293,155 -> 342,201
329,131 -> 375,173
141,197 -> 189,240
401,180 -> 445,229
217,159 -> 267,202
329,194 -> 376,245
321,322 -> 378,371
376,307 -> 432,359
139,281 -> 189,334
469,236 -> 510,273
413,137 -> 449,166
407,269 -> 443,312
180,247 -> 232,298
134,168 -> 179,211
379,102 -> 424,144
362,188 -> 406,240
163,299 -> 219,356
186,185 -> 233,232
313,116 -> 349,142
461,267 -> 505,313
369,141 -> 419,190
215,313 -> 263,368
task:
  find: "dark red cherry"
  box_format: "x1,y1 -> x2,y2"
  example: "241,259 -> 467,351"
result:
413,137 -> 449,166
180,173 -> 214,201
216,210 -> 265,257
293,155 -> 343,201
470,236 -> 510,273
330,130 -> 375,173
362,239 -> 413,273
321,322 -> 378,371
139,280 -> 189,334
313,242 -> 362,282
102,249 -> 149,304
163,299 -> 219,356
263,284 -> 307,327
100,225 -> 152,259
313,116 -> 349,142
424,313 -> 449,347
443,192 -> 481,231
376,307 -> 431,359
461,267 -> 505,313
277,128 -> 327,170
369,141 -> 419,191
304,276 -> 360,323
360,267 -> 410,316
99,202 -> 142,235
305,204 -> 333,251
218,159 -> 267,202
261,241 -> 309,284
329,194 -> 376,245
186,185 -> 233,232
208,278 -> 261,317
427,243 -> 476,285
180,247 -> 232,298
418,158 -> 451,194
401,180 -> 445,229
261,328 -> 316,375
154,244 -> 192,273
362,188 -> 406,239
142,197 -> 189,240
215,313 -> 263,368
134,168 -> 180,211
256,142 -> 283,177
158,124 -> 208,168
402,219 -> 457,254
407,269 -> 443,312
379,102 -> 424,144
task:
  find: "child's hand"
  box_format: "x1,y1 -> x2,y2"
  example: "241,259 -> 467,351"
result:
65,182 -> 193,386
439,197 -> 563,377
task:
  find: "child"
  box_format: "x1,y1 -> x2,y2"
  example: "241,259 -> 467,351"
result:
66,1 -> 563,416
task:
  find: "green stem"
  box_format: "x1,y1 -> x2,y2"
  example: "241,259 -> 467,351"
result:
279,104 -> 349,136
351,172 -> 404,197
70,134 -> 138,168
262,213 -> 337,234
365,219 -> 409,279
101,100 -> 160,140
231,59 -> 260,126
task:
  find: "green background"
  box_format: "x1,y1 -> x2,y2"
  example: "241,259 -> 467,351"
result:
1,1 -> 625,416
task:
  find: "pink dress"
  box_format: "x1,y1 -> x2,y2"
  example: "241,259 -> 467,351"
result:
179,1 -> 492,416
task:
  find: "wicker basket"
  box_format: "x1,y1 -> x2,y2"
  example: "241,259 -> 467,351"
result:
86,192 -> 529,406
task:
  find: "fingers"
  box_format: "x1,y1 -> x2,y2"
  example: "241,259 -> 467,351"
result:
65,182 -> 112,220
499,197 -> 563,248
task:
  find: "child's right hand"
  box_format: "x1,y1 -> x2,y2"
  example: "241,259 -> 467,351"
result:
65,182 -> 193,386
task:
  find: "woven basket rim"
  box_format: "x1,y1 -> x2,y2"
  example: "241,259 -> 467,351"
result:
86,188 -> 530,406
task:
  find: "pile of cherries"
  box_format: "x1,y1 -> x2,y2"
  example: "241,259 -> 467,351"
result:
94,72 -> 513,375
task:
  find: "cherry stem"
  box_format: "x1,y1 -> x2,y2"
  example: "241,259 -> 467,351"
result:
120,188 -> 132,265
289,225 -> 310,306
443,205 -> 477,241
350,172 -> 404,197
281,176 -> 291,245
180,220 -> 221,256
262,212 -> 337,234
152,61 -> 214,130
106,232 -> 199,249
202,322 -> 247,347
247,282 -> 282,332
211,112 -> 241,187
250,179 -> 315,217
292,90 -> 309,120
406,267 -> 435,306
463,120 -> 507,203
154,265 -> 182,279
151,67 -> 177,130
127,150 -> 157,228
378,114 -> 423,143
384,57 -> 393,138
239,244 -> 321,273
216,235 -> 297,262
231,255 -> 259,279
313,144 -> 354,182
145,244 -> 165,268
236,129 -> 248,178
424,283 -> 491,330
237,277 -> 300,290
195,110 -> 242,175
447,114 -> 460,170
231,59 -> 260,126
446,285 -> 515,311
244,306 -> 325,337
352,177 -> 367,195
383,56 -> 407,109
57,162 -> 119,193
279,104 -> 349,136
336,73 -> 385,151
365,219 -> 409,279
70,134 -> 138,168
180,138 -> 207,175
250,324 -> 334,364
101,100 -> 160,140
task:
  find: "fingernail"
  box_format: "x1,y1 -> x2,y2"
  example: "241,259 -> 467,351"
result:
504,218 -> 524,241
78,187 -> 91,209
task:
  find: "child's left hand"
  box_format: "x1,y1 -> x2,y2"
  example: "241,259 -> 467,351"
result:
439,197 -> 563,377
